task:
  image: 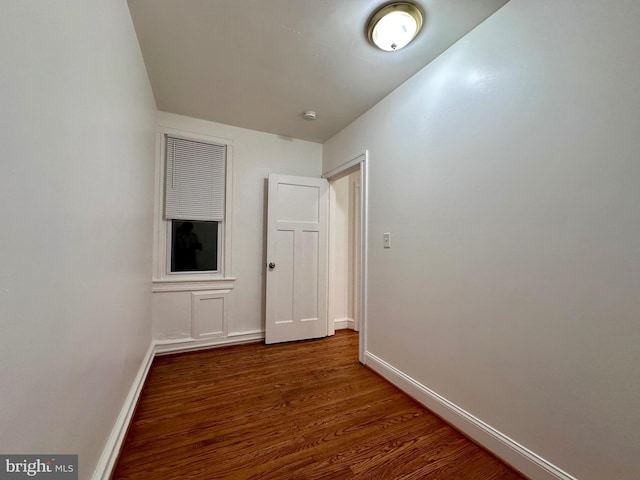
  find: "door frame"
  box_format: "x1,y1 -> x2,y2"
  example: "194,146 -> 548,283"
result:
323,151 -> 368,364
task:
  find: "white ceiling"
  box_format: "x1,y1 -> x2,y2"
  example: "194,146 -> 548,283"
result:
127,0 -> 508,143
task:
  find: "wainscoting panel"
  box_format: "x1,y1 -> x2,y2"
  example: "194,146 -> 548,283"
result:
191,290 -> 230,339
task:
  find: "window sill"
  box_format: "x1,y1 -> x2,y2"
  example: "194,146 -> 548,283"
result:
152,277 -> 236,293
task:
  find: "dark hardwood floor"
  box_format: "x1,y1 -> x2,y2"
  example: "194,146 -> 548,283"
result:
113,330 -> 525,479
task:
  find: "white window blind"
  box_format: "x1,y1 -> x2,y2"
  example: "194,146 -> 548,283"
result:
165,136 -> 226,221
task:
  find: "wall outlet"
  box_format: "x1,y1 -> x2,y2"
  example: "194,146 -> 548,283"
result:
383,232 -> 391,248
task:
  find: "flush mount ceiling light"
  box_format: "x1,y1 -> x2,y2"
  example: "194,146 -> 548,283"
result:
367,2 -> 423,52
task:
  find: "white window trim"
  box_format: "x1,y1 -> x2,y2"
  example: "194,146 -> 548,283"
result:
152,126 -> 235,286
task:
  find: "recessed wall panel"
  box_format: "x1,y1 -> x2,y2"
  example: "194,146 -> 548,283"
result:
191,290 -> 228,338
196,296 -> 224,336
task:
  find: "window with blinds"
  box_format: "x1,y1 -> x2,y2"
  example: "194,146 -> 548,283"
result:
165,136 -> 226,221
164,136 -> 226,274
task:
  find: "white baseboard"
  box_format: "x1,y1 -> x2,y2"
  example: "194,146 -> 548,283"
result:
93,331 -> 265,479
95,337 -> 569,480
154,331 -> 264,355
334,317 -> 355,330
92,343 -> 155,480
365,352 -> 577,480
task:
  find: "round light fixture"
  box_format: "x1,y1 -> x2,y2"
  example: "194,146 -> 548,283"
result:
367,2 -> 423,52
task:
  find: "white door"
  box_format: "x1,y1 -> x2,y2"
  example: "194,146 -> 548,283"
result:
265,174 -> 329,344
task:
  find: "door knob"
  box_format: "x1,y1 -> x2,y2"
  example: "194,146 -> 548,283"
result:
268,262 -> 276,269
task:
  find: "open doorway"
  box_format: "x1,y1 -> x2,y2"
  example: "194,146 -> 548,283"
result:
328,171 -> 360,331
324,152 -> 368,364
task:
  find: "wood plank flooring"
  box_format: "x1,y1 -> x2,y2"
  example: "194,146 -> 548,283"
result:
113,330 -> 525,479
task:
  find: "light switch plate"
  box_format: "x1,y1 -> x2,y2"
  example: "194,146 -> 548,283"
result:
383,232 -> 391,248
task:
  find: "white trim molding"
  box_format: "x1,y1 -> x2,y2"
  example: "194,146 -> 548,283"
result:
322,153 -> 362,180
334,317 -> 355,330
364,352 -> 578,480
92,331 -> 265,479
152,277 -> 236,293
323,150 -> 368,364
154,330 -> 264,355
92,344 -> 155,480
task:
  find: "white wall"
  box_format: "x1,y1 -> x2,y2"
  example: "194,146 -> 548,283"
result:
0,1 -> 156,477
153,112 -> 322,341
323,1 -> 640,478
